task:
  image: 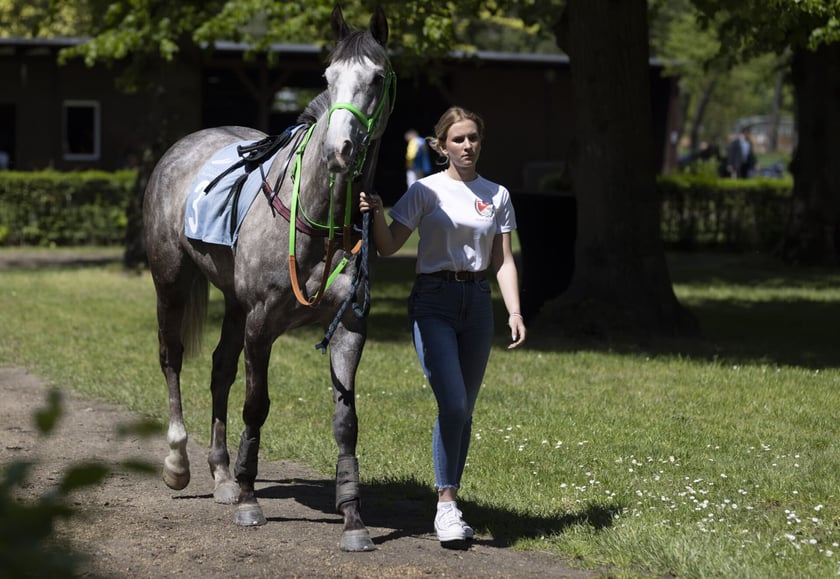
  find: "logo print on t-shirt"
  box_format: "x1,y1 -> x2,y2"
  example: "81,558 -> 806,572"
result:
475,199 -> 495,218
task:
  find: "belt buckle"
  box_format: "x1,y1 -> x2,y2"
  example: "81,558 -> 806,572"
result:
454,271 -> 469,282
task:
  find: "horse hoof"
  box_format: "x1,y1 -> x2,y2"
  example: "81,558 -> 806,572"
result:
235,504 -> 267,527
214,481 -> 239,504
162,467 -> 190,491
340,529 -> 376,552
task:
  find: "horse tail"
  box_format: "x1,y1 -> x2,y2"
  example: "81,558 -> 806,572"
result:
181,273 -> 208,359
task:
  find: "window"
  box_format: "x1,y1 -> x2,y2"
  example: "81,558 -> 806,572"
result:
62,101 -> 100,161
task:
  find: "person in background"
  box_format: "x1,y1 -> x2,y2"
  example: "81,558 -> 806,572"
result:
361,106 -> 526,548
726,127 -> 757,178
404,128 -> 432,188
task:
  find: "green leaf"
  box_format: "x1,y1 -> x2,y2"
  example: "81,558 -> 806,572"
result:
115,418 -> 164,438
0,460 -> 33,492
120,460 -> 158,475
34,389 -> 63,435
58,463 -> 109,493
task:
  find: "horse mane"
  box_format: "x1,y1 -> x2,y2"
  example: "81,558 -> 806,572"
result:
297,91 -> 330,125
296,29 -> 387,127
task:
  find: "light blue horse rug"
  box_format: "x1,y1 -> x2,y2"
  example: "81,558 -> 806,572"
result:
184,129 -> 299,247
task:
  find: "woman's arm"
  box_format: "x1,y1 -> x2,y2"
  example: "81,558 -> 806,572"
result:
359,191 -> 412,256
491,232 -> 526,349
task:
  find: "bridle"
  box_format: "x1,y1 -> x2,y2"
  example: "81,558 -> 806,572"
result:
327,60 -> 397,143
287,57 -> 397,310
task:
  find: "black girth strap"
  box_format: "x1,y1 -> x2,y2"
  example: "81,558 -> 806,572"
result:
224,174 -> 248,241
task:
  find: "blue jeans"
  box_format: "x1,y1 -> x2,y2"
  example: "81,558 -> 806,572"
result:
408,274 -> 494,490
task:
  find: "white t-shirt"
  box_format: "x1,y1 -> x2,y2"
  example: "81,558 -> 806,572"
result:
389,171 -> 517,274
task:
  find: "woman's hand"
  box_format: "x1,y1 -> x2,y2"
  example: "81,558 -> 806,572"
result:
359,191 -> 383,215
358,192 -> 411,256
507,314 -> 526,349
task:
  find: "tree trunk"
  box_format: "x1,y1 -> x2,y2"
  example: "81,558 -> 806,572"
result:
122,48 -> 203,268
767,68 -> 784,153
544,0 -> 698,341
778,43 -> 840,265
689,74 -> 719,152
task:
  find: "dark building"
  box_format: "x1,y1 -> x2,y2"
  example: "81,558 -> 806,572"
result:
0,37 -> 679,197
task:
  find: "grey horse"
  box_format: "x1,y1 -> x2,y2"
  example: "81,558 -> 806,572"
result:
142,5 -> 394,552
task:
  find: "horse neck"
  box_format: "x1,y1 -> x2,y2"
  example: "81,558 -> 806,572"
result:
296,121 -> 335,222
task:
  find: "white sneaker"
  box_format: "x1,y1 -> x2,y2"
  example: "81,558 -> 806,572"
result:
450,502 -> 475,539
435,502 -> 466,543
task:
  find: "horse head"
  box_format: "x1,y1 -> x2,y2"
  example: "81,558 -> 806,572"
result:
323,5 -> 394,174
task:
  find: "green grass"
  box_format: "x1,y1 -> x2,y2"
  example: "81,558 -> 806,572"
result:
2,248 -> 840,577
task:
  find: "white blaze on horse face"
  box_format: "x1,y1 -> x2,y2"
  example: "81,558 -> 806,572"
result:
324,57 -> 385,173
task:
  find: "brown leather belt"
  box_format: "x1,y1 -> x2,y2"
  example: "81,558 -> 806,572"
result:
423,270 -> 486,282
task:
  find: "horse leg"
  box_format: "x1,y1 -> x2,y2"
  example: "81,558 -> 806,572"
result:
154,258 -> 208,493
155,286 -> 192,491
207,296 -> 245,504
232,325 -> 272,526
329,323 -> 374,552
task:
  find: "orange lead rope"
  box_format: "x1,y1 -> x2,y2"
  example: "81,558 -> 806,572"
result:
289,240 -> 335,307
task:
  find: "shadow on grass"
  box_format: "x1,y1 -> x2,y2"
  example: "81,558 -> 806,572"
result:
254,474 -> 617,547
200,250 -> 840,369
518,297 -> 840,369
365,252 -> 840,369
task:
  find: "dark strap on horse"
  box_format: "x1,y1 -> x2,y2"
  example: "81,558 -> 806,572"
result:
224,174 -> 248,241
203,128 -> 299,196
263,191 -> 332,238
260,126 -> 305,212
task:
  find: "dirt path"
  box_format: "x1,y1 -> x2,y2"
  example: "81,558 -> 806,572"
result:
1,367 -> 597,578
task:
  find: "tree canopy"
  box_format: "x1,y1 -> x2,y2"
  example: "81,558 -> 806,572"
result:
648,0 -> 794,150
0,0 -> 89,37
692,0 -> 840,58
8,0 -> 558,71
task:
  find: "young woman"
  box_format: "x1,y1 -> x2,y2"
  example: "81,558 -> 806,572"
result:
360,106 -> 526,546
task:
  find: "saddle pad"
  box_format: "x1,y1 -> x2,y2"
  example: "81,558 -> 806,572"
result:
184,141 -> 282,247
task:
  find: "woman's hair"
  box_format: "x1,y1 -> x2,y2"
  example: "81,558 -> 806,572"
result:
427,106 -> 485,160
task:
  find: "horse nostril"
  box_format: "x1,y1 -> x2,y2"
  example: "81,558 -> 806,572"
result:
340,140 -> 354,159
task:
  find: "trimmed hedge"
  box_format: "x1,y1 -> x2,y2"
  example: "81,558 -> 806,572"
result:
658,173 -> 793,251
0,170 -> 136,246
538,168 -> 794,252
0,169 -> 793,251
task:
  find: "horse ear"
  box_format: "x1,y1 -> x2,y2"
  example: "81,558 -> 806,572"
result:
331,4 -> 351,41
369,6 -> 389,47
